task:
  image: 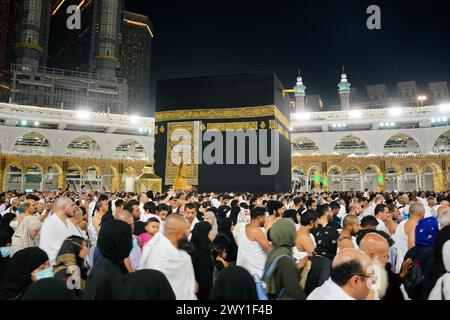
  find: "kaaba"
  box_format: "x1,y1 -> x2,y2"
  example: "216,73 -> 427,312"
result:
154,70 -> 292,193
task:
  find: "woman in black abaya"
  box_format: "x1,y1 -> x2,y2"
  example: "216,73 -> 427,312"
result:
83,219 -> 132,300
0,247 -> 49,300
215,217 -> 238,263
191,221 -> 215,300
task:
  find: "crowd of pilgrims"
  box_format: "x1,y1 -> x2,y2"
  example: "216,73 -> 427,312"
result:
0,188 -> 449,300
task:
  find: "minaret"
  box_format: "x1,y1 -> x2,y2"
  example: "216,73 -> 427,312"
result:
294,69 -> 306,112
14,0 -> 51,68
338,67 -> 351,110
92,0 -> 122,77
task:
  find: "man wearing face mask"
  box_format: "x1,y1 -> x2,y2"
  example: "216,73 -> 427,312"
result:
39,197 -> 77,264
139,214 -> 197,300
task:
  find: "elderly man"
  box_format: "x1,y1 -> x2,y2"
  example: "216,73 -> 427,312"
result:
307,248 -> 373,300
438,208 -> 450,229
359,232 -> 412,300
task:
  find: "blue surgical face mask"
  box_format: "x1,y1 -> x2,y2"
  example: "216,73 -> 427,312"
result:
0,247 -> 10,258
35,266 -> 54,281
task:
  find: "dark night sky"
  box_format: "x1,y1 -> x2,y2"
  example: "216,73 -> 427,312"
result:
125,0 -> 450,116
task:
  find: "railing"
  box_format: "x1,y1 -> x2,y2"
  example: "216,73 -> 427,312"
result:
11,64 -> 126,85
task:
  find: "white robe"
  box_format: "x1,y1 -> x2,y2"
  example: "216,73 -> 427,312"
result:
392,220 -> 408,273
376,219 -> 391,235
139,232 -> 196,300
307,279 -> 355,300
39,214 -> 76,263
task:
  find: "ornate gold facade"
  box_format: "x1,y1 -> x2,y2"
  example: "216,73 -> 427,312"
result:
135,165 -> 162,194
292,154 -> 450,192
0,153 -> 147,192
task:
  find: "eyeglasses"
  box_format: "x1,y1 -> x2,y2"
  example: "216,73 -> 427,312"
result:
354,273 -> 377,285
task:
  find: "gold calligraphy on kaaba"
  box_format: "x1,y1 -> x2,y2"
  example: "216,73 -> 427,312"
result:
155,105 -> 290,130
206,121 -> 258,131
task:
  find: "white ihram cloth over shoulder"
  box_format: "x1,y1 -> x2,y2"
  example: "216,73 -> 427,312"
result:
39,213 -> 76,263
392,219 -> 408,273
139,232 -> 197,300
236,224 -> 267,278
307,279 -> 355,300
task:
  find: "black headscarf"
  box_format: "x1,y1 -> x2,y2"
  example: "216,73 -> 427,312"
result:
133,221 -> 146,236
229,206 -> 241,226
122,270 -> 176,300
217,205 -> 231,220
54,236 -> 86,272
0,247 -> 48,300
0,232 -> 11,287
97,219 -> 132,267
216,217 -> 238,262
210,266 -> 258,300
0,212 -> 16,240
312,226 -> 339,260
191,222 -> 213,255
191,222 -> 215,300
53,235 -> 87,295
100,212 -> 114,226
21,278 -> 76,300
84,220 -> 132,300
217,217 -> 233,236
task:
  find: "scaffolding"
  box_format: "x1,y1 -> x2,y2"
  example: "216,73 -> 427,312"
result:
10,63 -> 128,113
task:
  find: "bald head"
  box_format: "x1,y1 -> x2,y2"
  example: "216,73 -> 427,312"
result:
409,203 -> 425,219
359,233 -> 390,266
54,197 -> 73,210
332,248 -> 371,269
164,213 -> 189,237
116,209 -> 133,222
331,248 -> 373,300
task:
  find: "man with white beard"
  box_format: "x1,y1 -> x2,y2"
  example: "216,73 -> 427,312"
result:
359,232 -> 412,300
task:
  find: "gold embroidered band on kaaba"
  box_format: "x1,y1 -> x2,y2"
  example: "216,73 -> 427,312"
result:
155,105 -> 290,130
